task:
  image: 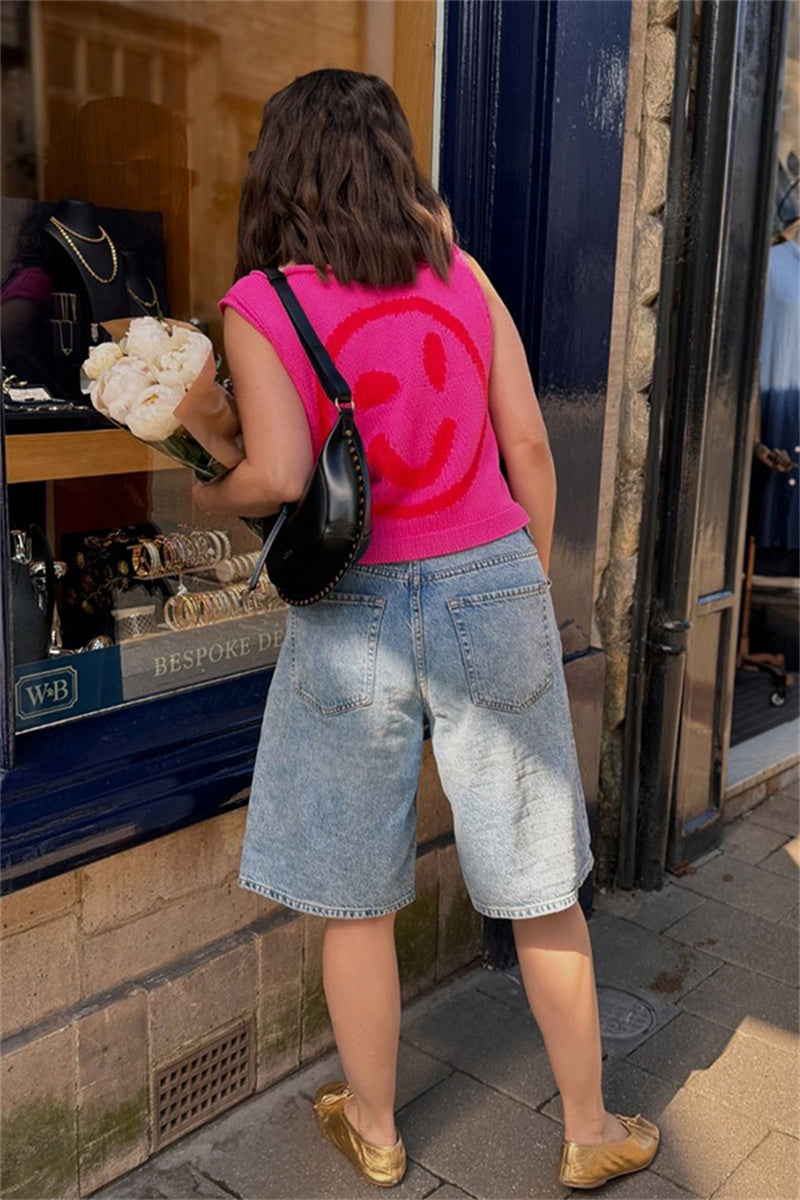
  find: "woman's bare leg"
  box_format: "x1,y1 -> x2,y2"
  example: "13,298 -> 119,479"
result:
511,901 -> 627,1144
321,912 -> 401,1148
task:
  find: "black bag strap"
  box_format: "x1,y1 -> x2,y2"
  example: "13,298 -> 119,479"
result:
261,266 -> 352,407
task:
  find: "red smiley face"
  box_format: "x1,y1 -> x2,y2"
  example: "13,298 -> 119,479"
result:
310,298 -> 490,518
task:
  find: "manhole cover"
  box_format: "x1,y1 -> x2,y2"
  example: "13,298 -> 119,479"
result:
597,986 -> 657,1041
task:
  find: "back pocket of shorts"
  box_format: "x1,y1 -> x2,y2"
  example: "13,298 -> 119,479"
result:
447,581 -> 554,712
290,593 -> 386,715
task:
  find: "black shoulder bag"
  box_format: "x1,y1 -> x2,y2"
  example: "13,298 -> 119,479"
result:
247,266 -> 372,606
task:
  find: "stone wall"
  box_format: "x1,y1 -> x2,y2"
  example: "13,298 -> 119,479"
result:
0,743 -> 482,1198
593,0 -> 686,884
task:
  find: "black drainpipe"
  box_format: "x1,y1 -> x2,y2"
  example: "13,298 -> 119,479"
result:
618,0 -> 740,890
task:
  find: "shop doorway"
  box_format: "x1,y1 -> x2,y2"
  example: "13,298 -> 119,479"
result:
619,0 -> 794,887
728,0 -> 799,781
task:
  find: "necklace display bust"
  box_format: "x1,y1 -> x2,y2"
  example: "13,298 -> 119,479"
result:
45,197 -> 129,320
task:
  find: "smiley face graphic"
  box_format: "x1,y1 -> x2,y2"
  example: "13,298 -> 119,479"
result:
309,297 -> 490,518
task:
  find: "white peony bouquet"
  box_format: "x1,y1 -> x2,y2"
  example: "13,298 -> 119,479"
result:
81,315 -> 246,487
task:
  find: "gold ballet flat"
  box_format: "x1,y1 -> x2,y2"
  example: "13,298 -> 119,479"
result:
312,1079 -> 407,1188
557,1112 -> 660,1189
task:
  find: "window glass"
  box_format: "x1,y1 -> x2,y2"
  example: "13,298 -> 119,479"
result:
1,0 -> 402,730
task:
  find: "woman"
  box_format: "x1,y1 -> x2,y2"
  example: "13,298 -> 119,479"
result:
194,68 -> 659,1192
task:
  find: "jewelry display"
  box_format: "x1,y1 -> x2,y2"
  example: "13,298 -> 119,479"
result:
112,605 -> 158,641
130,528 -> 234,577
126,276 -> 160,313
48,214 -> 119,284
163,575 -> 282,632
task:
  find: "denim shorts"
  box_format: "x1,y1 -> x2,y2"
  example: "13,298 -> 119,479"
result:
238,527 -> 594,919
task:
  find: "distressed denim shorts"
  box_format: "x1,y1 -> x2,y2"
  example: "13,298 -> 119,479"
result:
238,527 -> 594,919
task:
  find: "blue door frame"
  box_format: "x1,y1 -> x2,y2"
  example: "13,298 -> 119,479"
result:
1,0 -> 631,897
439,0 -> 631,950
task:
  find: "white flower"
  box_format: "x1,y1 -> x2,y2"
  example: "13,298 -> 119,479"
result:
82,341 -> 123,381
125,383 -> 184,441
91,359 -> 156,420
155,329 -> 211,389
124,316 -> 172,367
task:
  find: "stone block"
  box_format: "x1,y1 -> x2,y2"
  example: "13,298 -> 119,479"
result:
619,385 -> 652,471
76,988 -> 149,1194
79,809 -> 246,935
682,1027 -> 799,1136
643,23 -> 676,121
300,914 -> 333,1062
749,791 -> 799,837
626,302 -> 658,391
678,961 -> 799,1045
118,1080 -> 437,1199
588,911 -> 718,999
762,835 -> 799,877
147,938 -> 257,1067
640,115 -> 671,214
255,915 -> 303,1089
713,1131 -> 800,1199
416,740 -> 453,845
666,897 -> 799,986
401,982 -> 554,1110
296,1036 -> 452,1114
723,779 -> 767,824
598,554 -> 639,644
436,842 -> 482,981
720,816 -> 789,865
0,1022 -> 78,1198
396,849 -> 439,1003
602,642 -> 634,731
649,0 -> 679,25
1,871 -> 79,937
593,881 -> 705,933
670,851 -> 797,923
398,1069 -> 567,1199
633,213 -> 664,307
1,912 -> 80,1036
82,879 -> 275,995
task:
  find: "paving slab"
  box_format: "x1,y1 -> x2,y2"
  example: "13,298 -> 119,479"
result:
397,1069 -> 567,1199
748,792 -> 799,838
720,818 -> 790,866
711,1130 -> 800,1199
593,884 -> 707,934
678,962 -> 799,1045
424,1185 -> 475,1199
669,853 -> 797,924
295,1038 -> 453,1114
400,979 -> 557,1110
541,1057 -> 677,1127
761,835 -> 800,878
627,1011 -> 732,1086
92,1162 -> 234,1198
588,912 -> 719,1000
593,1168 -> 697,1198
665,898 -> 799,986
100,1083 -> 438,1200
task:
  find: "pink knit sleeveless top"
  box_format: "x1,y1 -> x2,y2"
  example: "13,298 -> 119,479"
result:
218,243 -> 530,563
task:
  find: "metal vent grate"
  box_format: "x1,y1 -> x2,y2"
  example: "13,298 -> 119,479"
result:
153,1018 -> 255,1149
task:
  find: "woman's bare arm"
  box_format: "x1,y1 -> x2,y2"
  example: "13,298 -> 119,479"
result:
461,250 -> 556,575
192,307 -> 314,518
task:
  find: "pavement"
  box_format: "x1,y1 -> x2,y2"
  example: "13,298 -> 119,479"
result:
94,784 -> 799,1200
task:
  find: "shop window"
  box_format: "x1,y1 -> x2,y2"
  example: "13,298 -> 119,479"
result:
2,0 -> 432,738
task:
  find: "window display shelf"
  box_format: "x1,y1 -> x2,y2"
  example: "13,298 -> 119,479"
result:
6,430 -> 182,484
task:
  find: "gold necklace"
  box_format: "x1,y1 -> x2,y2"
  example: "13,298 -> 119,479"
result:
49,215 -> 118,283
126,276 -> 159,311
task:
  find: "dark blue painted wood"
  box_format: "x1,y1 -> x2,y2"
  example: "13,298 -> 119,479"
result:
1,670 -> 270,892
442,0 -> 630,660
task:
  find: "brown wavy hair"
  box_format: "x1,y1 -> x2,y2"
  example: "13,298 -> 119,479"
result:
234,69 -> 456,288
